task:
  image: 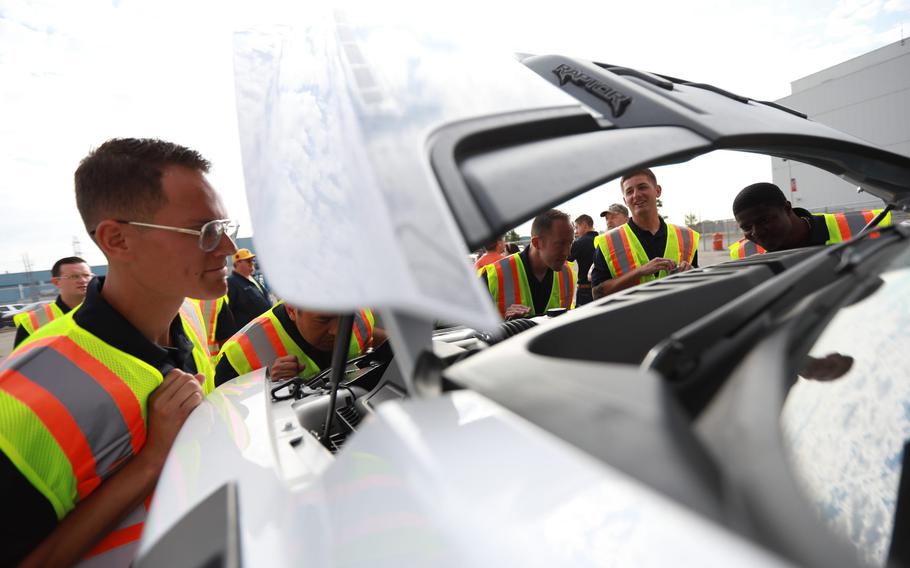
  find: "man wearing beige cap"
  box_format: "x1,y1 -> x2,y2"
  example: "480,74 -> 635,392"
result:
600,203 -> 629,231
227,248 -> 272,328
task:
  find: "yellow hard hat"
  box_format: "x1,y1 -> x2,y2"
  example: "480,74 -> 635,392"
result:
232,248 -> 255,262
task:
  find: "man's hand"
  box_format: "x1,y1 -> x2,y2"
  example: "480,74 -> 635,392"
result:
673,260 -> 693,273
269,355 -> 301,381
638,257 -> 677,276
141,369 -> 205,469
504,304 -> 531,319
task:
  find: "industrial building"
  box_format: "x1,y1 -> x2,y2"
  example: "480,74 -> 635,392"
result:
771,39 -> 910,212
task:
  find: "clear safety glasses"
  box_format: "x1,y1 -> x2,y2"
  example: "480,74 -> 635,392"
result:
118,219 -> 240,252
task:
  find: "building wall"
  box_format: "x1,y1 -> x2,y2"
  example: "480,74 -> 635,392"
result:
772,40 -> 910,213
0,236 -> 257,304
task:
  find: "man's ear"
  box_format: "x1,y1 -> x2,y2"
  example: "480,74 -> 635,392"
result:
655,184 -> 662,199
285,304 -> 297,321
93,220 -> 132,261
530,234 -> 540,249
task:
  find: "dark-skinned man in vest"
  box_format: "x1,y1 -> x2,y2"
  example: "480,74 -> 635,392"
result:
0,138 -> 238,567
479,209 -> 576,319
13,256 -> 92,348
729,182 -> 892,259
592,168 -> 699,299
214,304 -> 384,386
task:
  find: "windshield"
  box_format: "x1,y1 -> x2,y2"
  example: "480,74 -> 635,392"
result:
781,243 -> 910,566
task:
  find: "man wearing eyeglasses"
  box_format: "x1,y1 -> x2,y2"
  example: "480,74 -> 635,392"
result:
0,138 -> 238,567
12,256 -> 93,347
227,248 -> 272,329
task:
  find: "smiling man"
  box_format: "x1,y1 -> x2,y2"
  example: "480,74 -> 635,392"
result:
12,256 -> 92,348
592,168 -> 699,299
0,138 -> 237,567
479,209 -> 576,319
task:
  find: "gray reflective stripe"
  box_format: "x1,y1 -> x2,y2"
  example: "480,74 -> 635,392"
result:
77,540 -> 141,568
607,230 -> 633,274
497,257 -> 517,308
244,320 -> 279,367
743,241 -> 760,256
34,305 -> 53,327
200,301 -> 215,339
559,265 -> 572,307
679,227 -> 693,262
843,211 -> 869,238
352,313 -> 368,352
16,346 -> 134,479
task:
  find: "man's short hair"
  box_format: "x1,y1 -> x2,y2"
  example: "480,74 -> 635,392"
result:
482,235 -> 504,252
531,209 -> 570,236
51,256 -> 87,277
75,138 -> 211,232
732,182 -> 788,215
620,167 -> 657,187
574,214 -> 594,227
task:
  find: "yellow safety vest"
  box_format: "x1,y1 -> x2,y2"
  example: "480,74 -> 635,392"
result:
216,305 -> 375,380
729,209 -> 892,259
190,294 -> 230,357
595,223 -> 700,284
481,253 -> 576,318
0,299 -> 213,565
13,301 -> 66,336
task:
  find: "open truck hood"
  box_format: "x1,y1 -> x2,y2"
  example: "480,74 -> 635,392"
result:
232,4 -> 910,332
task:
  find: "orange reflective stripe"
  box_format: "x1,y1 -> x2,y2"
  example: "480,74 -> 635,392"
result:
737,242 -> 746,259
260,317 -> 288,359
509,256 -> 523,305
557,270 -> 566,307
835,213 -> 852,240
862,210 -> 881,239
673,225 -> 685,262
50,337 -> 145,454
206,301 -> 218,344
605,233 -> 623,276
351,323 -> 365,353
84,522 -> 144,558
618,229 -> 637,280
360,310 -> 373,339
1,369 -> 100,498
236,332 -> 262,370
28,310 -> 40,331
44,304 -> 55,322
493,261 -> 506,316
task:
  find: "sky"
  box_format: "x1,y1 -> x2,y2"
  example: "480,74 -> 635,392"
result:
0,0 -> 907,273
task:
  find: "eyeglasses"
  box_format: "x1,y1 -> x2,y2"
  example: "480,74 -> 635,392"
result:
117,219 -> 240,252
57,273 -> 95,281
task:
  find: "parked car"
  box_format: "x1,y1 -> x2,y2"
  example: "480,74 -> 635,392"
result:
137,9 -> 910,568
0,303 -> 28,328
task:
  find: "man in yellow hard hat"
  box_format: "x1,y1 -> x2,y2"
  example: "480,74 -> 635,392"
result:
227,248 -> 272,329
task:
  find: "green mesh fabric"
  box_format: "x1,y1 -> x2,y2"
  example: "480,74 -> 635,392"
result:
0,389 -> 75,519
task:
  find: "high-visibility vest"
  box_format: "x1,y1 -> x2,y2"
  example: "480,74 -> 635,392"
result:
13,301 -> 66,336
190,295 -> 229,357
729,209 -> 892,259
594,223 -> 700,284
481,253 -> 576,318
0,299 -> 214,565
216,305 -> 375,380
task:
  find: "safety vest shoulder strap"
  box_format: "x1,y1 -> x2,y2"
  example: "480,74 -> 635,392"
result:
351,309 -> 375,355
729,238 -> 766,259
599,225 -> 649,282
13,302 -> 64,336
664,223 -> 700,264
547,262 -> 576,311
484,253 -> 531,317
819,209 -> 892,245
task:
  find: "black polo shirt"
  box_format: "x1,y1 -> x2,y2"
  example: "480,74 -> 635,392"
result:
591,218 -> 698,287
215,304 -> 333,386
0,277 -> 199,566
479,247 -> 555,316
13,295 -> 75,348
796,208 -> 831,246
569,231 -> 598,285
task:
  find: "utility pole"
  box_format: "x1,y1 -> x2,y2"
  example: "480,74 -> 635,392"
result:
72,236 -> 82,257
22,253 -> 37,301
